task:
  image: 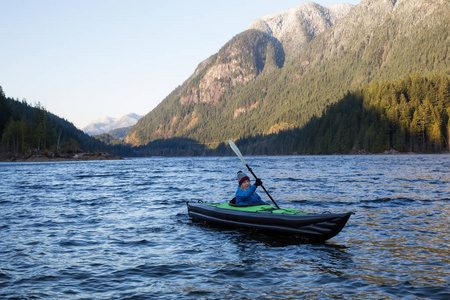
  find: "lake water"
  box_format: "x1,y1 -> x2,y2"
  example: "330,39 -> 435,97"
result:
0,155 -> 449,299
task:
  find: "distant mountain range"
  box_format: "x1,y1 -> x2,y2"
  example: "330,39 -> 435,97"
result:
83,113 -> 142,136
125,0 -> 449,147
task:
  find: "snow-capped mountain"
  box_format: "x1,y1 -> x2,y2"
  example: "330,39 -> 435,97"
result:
83,113 -> 142,136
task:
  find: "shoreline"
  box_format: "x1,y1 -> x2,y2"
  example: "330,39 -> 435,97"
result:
0,152 -> 123,162
2,151 -> 448,162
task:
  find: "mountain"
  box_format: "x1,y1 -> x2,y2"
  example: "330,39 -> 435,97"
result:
125,2 -> 353,146
83,116 -> 115,135
126,0 -> 449,148
83,113 -> 142,136
247,2 -> 354,61
106,127 -> 133,140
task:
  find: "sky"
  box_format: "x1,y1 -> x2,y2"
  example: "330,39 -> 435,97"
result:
0,0 -> 361,129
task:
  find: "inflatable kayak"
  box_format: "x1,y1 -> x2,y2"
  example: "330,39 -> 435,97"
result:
186,201 -> 353,241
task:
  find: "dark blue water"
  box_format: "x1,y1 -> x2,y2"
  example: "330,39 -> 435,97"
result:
1,155 -> 449,299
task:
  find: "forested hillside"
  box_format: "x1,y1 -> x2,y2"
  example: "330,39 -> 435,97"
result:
125,29 -> 286,146
93,73 -> 450,156
2,72 -> 448,158
125,0 -> 449,152
233,73 -> 450,155
0,87 -> 116,159
125,2 -> 353,147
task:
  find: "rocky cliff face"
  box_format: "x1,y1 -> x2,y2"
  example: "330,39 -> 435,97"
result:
247,2 -> 354,61
178,30 -> 283,106
174,2 -> 353,108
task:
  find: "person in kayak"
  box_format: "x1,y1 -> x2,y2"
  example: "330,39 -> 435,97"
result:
235,170 -> 266,205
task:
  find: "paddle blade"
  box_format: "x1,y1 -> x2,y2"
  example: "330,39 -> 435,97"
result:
228,140 -> 247,165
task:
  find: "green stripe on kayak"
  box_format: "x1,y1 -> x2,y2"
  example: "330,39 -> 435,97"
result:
204,203 -> 308,215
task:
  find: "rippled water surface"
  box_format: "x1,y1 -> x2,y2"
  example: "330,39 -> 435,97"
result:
1,155 -> 449,299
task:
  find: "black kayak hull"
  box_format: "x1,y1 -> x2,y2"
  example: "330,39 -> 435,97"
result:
187,202 -> 353,241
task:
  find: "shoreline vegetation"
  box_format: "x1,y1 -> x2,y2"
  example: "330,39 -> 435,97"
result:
2,73 -> 449,159
0,151 -> 122,162
2,149 -> 448,163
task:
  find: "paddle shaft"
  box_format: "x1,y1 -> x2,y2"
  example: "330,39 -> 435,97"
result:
228,139 -> 280,208
245,164 -> 280,209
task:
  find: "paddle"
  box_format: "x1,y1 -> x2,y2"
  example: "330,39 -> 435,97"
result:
228,140 -> 280,209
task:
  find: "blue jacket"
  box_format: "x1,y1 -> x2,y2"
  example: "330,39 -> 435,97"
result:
235,185 -> 266,205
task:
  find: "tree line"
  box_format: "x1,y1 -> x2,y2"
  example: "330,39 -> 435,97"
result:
0,87 -> 114,158
234,73 -> 450,155
95,73 -> 450,156
1,72 -> 449,158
